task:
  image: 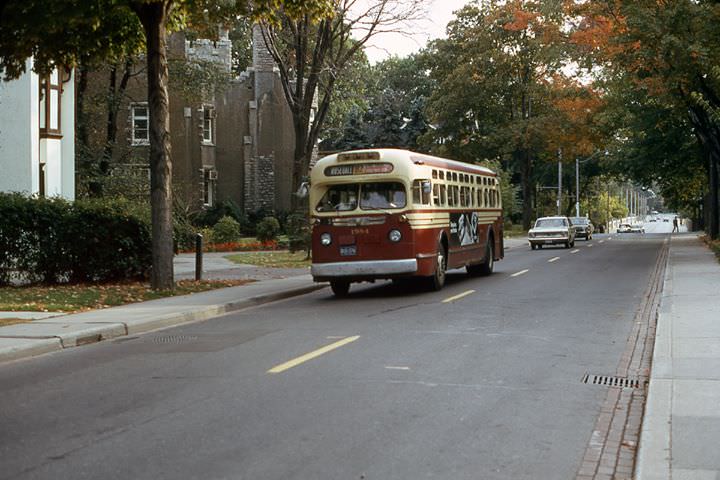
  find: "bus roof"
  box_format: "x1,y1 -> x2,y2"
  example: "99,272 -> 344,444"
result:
312,149 -> 496,177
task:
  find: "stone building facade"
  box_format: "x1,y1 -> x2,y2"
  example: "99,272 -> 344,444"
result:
80,27 -> 297,213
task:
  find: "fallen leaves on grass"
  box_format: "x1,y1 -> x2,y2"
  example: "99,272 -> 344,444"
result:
0,279 -> 255,314
0,318 -> 31,327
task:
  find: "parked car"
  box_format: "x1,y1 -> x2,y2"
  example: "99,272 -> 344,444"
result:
617,223 -> 645,234
528,216 -> 576,249
569,217 -> 594,240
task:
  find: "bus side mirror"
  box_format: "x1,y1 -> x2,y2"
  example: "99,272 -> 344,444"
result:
296,182 -> 309,199
422,181 -> 432,194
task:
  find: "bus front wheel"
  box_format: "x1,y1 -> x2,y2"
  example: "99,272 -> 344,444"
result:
330,280 -> 350,297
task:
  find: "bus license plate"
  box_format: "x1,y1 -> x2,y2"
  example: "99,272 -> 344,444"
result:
340,245 -> 357,256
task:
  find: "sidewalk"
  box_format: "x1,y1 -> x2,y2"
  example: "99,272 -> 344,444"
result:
636,234 -> 720,479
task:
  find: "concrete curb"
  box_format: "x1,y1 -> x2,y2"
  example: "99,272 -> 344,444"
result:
0,282 -> 326,364
123,283 -> 327,336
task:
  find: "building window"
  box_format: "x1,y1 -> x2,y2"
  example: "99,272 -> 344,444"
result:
202,106 -> 215,144
39,69 -> 63,138
131,103 -> 150,145
202,168 -> 217,206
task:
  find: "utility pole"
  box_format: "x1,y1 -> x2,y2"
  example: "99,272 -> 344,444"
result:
575,157 -> 580,217
558,150 -> 562,216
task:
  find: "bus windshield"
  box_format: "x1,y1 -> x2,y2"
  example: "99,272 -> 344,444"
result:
316,182 -> 406,212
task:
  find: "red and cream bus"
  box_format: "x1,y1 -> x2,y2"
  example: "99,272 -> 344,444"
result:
309,149 -> 504,296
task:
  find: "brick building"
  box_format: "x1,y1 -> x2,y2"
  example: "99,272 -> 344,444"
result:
80,26 -> 298,213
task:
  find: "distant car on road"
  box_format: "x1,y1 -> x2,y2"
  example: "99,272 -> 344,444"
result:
569,217 -> 594,240
528,216 -> 576,249
617,223 -> 645,234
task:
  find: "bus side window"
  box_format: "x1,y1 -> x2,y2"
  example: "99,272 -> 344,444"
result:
484,189 -> 489,207
412,180 -> 431,205
439,171 -> 445,180
440,185 -> 447,206
433,184 -> 440,205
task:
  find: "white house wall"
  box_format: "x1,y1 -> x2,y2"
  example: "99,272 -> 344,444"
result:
60,69 -> 74,200
0,58 -> 73,200
0,59 -> 38,195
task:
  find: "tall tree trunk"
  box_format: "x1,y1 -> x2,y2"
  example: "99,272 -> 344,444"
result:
290,111 -> 310,212
136,1 -> 174,290
101,60 -> 133,177
519,150 -> 533,230
76,63 -> 89,151
709,152 -> 719,239
76,62 -> 91,195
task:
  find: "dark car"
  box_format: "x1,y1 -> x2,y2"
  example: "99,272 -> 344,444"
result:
569,217 -> 594,240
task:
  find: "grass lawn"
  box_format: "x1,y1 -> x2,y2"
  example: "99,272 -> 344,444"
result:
0,279 -> 254,314
225,250 -> 311,269
504,225 -> 528,238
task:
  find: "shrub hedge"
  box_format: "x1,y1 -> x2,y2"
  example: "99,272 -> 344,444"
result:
0,193 -> 151,285
256,216 -> 281,242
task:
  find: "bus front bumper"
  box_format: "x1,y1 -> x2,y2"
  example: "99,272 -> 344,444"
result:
311,259 -> 418,280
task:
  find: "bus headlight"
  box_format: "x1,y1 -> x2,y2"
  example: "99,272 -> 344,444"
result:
320,233 -> 332,246
388,229 -> 402,242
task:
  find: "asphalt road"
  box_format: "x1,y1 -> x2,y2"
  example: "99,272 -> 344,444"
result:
0,226 -> 671,480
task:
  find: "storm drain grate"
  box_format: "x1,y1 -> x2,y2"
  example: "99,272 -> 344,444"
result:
152,335 -> 198,344
582,374 -> 643,389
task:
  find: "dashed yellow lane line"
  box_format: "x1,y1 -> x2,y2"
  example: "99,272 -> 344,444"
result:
571,249 -> 580,254
548,257 -> 560,263
442,289 -> 475,303
385,366 -> 410,371
587,243 -> 594,247
268,336 -> 360,374
511,269 -> 529,277
599,240 -> 605,244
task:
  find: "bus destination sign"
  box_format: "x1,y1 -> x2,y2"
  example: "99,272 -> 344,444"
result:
325,163 -> 394,177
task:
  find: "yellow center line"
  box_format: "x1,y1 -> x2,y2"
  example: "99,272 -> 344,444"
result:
268,336 -> 360,374
548,257 -> 560,263
599,240 -> 605,244
587,243 -> 594,247
571,249 -> 580,254
442,289 -> 475,303
511,269 -> 529,277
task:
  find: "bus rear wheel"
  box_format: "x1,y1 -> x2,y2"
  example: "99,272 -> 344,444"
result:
428,241 -> 447,291
478,239 -> 494,276
330,280 -> 350,297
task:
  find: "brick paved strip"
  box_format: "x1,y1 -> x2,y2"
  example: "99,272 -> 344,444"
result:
575,240 -> 669,480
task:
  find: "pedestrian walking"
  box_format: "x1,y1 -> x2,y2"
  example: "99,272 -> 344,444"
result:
672,217 -> 679,232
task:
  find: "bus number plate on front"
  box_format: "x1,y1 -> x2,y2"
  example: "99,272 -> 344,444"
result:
340,245 -> 357,256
